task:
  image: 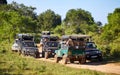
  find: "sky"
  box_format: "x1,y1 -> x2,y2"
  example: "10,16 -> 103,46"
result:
7,0 -> 120,25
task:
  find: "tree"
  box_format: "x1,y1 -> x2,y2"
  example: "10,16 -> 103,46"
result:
0,4 -> 38,42
9,2 -> 37,19
0,0 -> 7,4
64,8 -> 96,34
102,8 -> 120,41
99,8 -> 120,57
96,21 -> 102,26
38,9 -> 61,31
64,8 -> 94,26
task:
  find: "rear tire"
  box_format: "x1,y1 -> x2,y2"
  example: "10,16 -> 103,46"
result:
42,51 -> 45,57
62,55 -> 68,64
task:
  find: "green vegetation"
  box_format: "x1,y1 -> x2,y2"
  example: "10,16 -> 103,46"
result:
0,0 -> 7,4
38,9 -> 61,31
92,8 -> 120,58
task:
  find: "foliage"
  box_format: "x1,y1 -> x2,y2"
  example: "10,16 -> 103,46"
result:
0,0 -> 7,4
53,25 -> 63,37
93,8 -> 120,57
0,3 -> 38,42
64,9 -> 94,25
9,2 -> 37,19
38,9 -> 61,31
63,8 -> 98,34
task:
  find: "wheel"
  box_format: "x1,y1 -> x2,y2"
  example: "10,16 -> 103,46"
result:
35,52 -> 40,58
34,52 -> 39,58
45,52 -> 49,59
33,53 -> 37,58
79,56 -> 86,64
19,50 -> 22,55
42,51 -> 45,57
55,55 -> 60,63
62,55 -> 68,64
98,56 -> 103,61
70,58 -> 74,63
22,51 -> 26,56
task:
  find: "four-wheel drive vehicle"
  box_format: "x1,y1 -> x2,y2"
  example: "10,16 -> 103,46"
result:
21,41 -> 39,58
55,35 -> 88,64
15,34 -> 39,58
85,42 -> 103,61
40,35 -> 59,59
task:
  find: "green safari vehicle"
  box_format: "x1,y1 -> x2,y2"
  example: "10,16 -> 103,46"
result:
55,35 -> 90,64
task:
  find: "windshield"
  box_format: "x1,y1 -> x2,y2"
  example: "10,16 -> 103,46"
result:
46,42 -> 58,47
22,41 -> 35,47
86,42 -> 96,48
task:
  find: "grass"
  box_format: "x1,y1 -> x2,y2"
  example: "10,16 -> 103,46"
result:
0,42 -> 119,75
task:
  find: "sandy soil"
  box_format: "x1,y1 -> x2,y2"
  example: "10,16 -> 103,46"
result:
37,58 -> 120,75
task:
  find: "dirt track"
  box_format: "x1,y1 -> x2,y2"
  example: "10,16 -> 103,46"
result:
37,58 -> 120,75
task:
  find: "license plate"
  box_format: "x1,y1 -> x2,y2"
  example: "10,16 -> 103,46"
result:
91,56 -> 97,58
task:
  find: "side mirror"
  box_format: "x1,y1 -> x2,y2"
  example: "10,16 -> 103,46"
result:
95,45 -> 97,48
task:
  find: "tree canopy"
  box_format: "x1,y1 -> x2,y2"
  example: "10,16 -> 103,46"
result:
63,8 -> 97,34
94,8 -> 120,57
37,9 -> 61,31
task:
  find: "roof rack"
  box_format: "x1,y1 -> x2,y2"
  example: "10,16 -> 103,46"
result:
62,35 -> 91,40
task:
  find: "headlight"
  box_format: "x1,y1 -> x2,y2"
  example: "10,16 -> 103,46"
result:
97,51 -> 101,53
26,49 -> 29,51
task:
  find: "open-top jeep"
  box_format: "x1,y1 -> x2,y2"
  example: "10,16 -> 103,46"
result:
55,35 -> 90,64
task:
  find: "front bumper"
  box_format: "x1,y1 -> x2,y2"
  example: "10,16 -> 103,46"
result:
86,53 -> 102,60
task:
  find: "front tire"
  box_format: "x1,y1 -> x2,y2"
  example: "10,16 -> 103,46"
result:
34,52 -> 40,58
55,55 -> 60,63
79,56 -> 86,64
45,52 -> 49,59
98,56 -> 103,61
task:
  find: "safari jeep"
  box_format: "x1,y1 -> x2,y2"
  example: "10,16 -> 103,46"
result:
55,35 -> 90,64
16,34 -> 39,58
39,35 -> 59,59
85,42 -> 103,61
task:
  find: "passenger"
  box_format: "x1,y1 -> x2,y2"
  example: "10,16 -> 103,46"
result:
66,36 -> 74,46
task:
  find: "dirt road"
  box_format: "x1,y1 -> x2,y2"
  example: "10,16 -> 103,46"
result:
37,58 -> 120,75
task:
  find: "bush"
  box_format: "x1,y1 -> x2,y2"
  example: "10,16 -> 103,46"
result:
109,37 -> 120,57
